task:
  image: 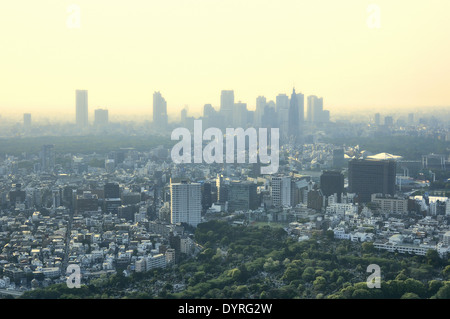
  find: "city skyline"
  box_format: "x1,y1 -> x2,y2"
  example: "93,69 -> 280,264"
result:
1,1 -> 450,117
2,87 -> 450,125
0,0 -> 449,303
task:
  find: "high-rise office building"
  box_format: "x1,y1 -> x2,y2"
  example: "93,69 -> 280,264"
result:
320,171 -> 344,202
201,182 -> 212,210
233,102 -> 247,127
275,94 -> 289,113
271,176 -> 291,207
307,189 -> 324,211
348,159 -> 396,203
297,92 -> 305,125
170,180 -> 201,227
255,96 -> 267,127
307,95 -> 324,124
307,95 -> 322,123
227,181 -> 259,212
153,91 -> 168,130
220,90 -> 234,126
374,113 -> 381,125
276,93 -> 289,138
104,182 -> 121,213
23,113 -> 31,129
261,102 -> 277,128
332,148 -> 345,168
203,104 -> 215,118
408,113 -> 414,125
40,144 -> 55,172
94,109 -> 109,126
203,104 -> 219,128
104,182 -> 120,199
384,116 -> 394,126
288,88 -> 299,140
216,174 -> 228,204
76,90 -> 88,127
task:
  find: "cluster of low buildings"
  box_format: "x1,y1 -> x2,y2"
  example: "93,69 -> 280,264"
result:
0,114 -> 448,295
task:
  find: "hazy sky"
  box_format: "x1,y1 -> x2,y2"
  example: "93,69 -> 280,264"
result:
1,0 -> 449,119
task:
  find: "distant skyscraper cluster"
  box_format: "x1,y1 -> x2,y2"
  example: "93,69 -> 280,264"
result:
373,112 -> 416,127
71,88 -> 330,137
198,88 -> 329,143
74,89 -> 110,128
307,95 -> 329,124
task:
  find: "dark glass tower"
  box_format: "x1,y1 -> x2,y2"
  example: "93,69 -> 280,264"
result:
320,170 -> 344,202
348,159 -> 396,203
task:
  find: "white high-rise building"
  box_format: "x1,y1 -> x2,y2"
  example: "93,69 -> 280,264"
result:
76,90 -> 88,127
170,180 -> 202,227
271,176 -> 291,207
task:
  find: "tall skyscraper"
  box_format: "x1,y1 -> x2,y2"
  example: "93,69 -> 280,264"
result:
220,90 -> 234,126
261,102 -> 277,128
276,93 -> 289,138
170,180 -> 201,227
306,95 -> 315,123
203,104 -> 218,128
332,148 -> 345,168
255,96 -> 267,127
384,116 -> 394,126
275,94 -> 289,113
288,88 -> 299,140
216,174 -> 227,204
308,95 -> 324,123
201,182 -> 212,210
76,90 -> 88,127
306,95 -> 329,124
271,176 -> 291,207
23,113 -> 31,129
227,181 -> 259,212
233,101 -> 247,127
40,144 -> 55,172
94,109 -> 109,126
203,104 -> 215,118
408,113 -> 414,125
374,113 -> 381,125
348,159 -> 396,203
153,91 -> 168,130
296,92 -> 305,125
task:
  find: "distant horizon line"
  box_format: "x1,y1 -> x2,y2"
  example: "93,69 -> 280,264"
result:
2,104 -> 450,118
1,106 -> 450,125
